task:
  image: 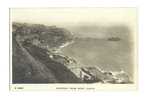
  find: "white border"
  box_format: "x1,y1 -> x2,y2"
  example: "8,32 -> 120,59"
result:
0,0 -> 149,100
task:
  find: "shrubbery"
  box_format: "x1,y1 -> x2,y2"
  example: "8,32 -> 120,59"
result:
12,22 -> 73,48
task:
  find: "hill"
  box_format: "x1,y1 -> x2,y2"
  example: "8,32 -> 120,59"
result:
12,22 -> 82,83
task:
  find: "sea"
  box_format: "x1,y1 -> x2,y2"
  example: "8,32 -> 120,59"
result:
61,38 -> 134,79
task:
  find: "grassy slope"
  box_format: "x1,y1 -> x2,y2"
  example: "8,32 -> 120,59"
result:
12,36 -> 82,83
12,22 -> 82,83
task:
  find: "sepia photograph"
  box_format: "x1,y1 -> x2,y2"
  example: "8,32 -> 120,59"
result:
9,8 -> 137,90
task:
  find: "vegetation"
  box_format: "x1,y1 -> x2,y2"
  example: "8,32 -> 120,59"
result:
12,22 -> 82,83
12,22 -> 73,49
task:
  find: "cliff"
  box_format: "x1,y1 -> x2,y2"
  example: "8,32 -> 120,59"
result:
12,22 -> 82,83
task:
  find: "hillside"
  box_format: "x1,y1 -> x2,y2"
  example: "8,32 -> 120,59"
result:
12,22 -> 82,83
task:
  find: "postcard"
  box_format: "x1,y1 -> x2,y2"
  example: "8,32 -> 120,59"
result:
9,8 -> 137,91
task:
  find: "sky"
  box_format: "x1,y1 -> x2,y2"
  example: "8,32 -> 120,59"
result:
10,8 -> 137,38
10,8 -> 136,26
